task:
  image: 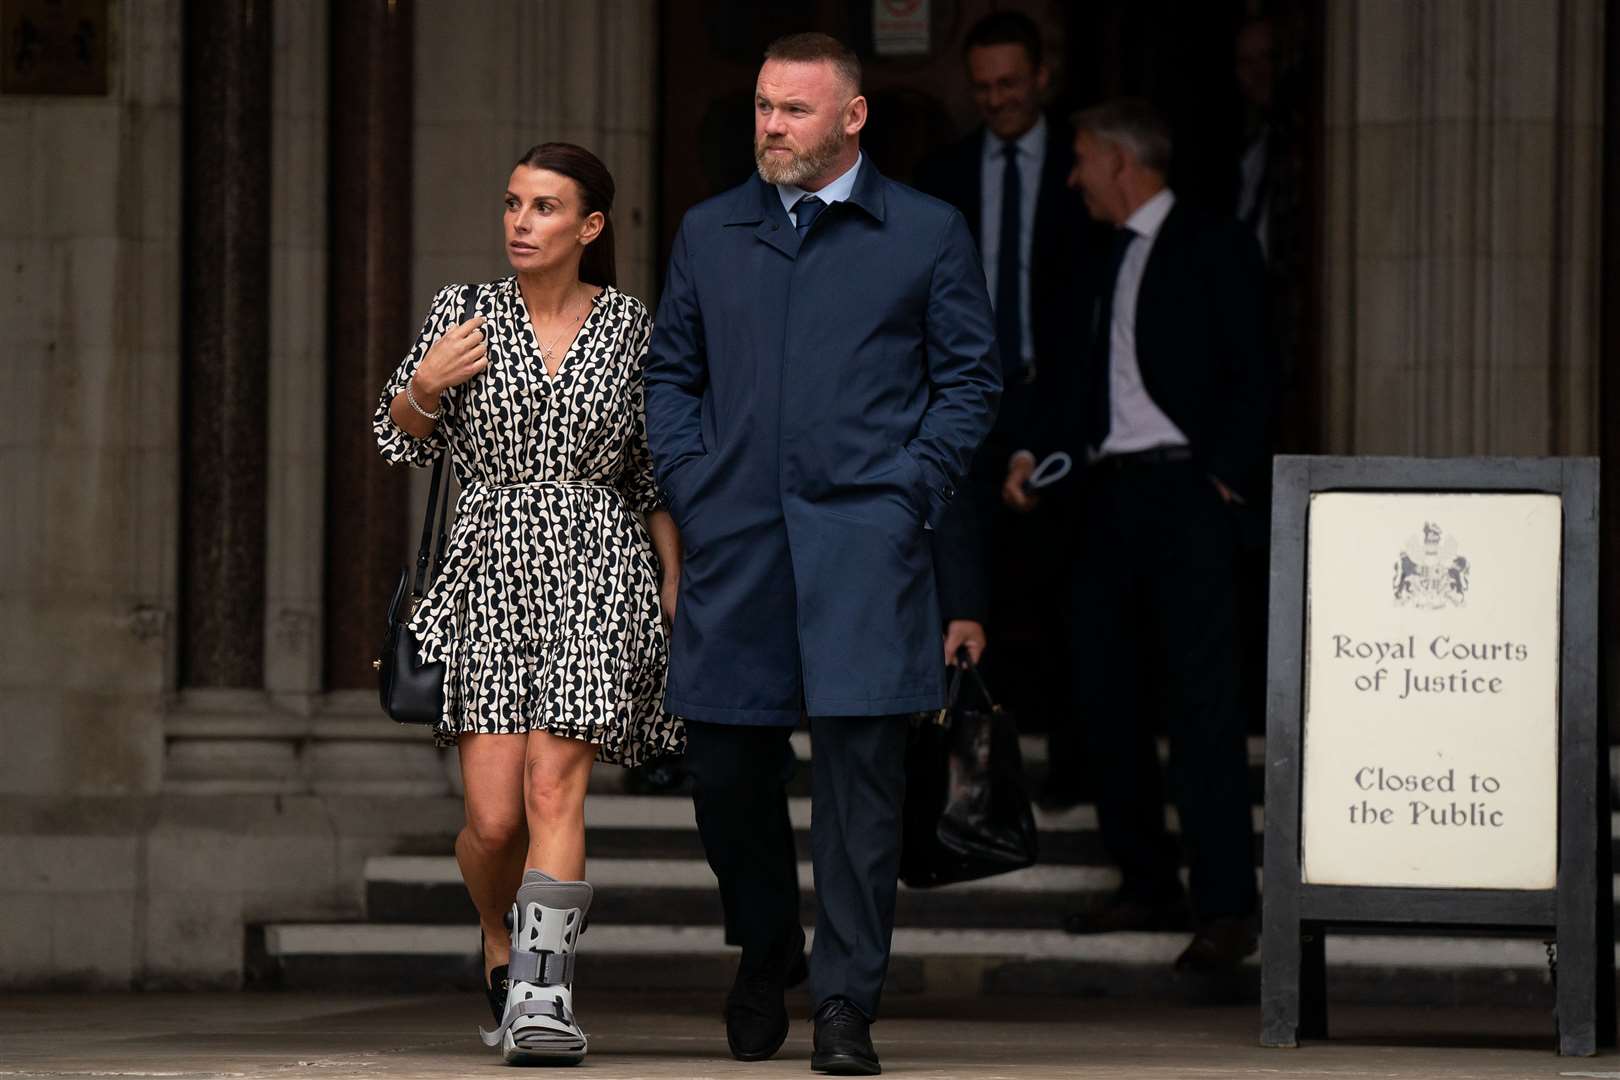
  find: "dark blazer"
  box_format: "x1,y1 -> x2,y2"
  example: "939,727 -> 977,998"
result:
644,161 -> 1001,725
1033,197 -> 1271,499
914,117 -> 1093,412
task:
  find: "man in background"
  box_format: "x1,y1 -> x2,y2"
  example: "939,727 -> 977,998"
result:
1233,15 -> 1276,259
915,10 -> 1094,808
1005,99 -> 1269,971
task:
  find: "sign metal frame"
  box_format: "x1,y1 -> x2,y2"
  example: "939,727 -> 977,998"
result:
1260,455 -> 1609,1056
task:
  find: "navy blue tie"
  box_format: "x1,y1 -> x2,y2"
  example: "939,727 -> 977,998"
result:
794,194 -> 825,238
1086,226 -> 1138,450
995,142 -> 1023,381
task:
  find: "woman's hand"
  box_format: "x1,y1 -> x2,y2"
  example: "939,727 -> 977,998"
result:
414,315 -> 489,398
660,577 -> 678,630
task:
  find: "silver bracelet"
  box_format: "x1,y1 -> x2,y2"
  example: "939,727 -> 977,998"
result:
405,378 -> 442,421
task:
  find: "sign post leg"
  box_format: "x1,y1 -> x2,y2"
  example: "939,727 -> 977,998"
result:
1300,926 -> 1328,1039
1261,907 -> 1300,1047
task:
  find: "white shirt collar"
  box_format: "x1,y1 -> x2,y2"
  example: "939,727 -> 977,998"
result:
982,114 -> 1048,162
777,153 -> 864,216
1123,187 -> 1176,238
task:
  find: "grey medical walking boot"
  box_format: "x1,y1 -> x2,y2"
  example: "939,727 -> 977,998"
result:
479,870 -> 592,1065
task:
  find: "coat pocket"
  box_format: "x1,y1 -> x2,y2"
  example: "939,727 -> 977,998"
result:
894,446 -> 932,526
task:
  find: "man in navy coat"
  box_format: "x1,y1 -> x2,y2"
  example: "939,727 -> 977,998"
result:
645,31 -> 999,1076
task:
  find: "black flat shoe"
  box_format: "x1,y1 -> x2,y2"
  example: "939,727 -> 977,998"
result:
725,924 -> 808,1062
812,997 -> 880,1075
480,931 -> 508,1025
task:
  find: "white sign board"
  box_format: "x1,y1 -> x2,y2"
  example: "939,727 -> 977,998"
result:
873,0 -> 930,55
1301,492 -> 1562,889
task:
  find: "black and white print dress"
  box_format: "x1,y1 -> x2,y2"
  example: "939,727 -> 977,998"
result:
373,278 -> 683,766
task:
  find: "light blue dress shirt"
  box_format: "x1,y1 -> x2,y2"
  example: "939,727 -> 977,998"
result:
778,153 -> 865,226
980,115 -> 1046,366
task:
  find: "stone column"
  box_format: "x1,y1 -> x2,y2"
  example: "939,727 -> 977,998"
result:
1602,9 -> 1620,742
181,0 -> 272,687
323,0 -> 413,690
265,0 -> 329,698
1319,0 -> 1604,456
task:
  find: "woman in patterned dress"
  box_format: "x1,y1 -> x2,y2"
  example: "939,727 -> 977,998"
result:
374,143 -> 682,1062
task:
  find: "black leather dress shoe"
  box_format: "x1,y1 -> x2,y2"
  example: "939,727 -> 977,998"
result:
811,997 -> 880,1075
726,925 -> 809,1061
1174,915 -> 1259,972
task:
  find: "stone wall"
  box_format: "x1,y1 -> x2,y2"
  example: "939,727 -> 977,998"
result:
1319,0 -> 1605,456
0,0 -> 179,799
412,0 -> 660,316
1,0 -> 659,989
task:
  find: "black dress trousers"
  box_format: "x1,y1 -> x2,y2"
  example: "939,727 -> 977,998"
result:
1068,458 -> 1257,920
684,714 -> 910,1019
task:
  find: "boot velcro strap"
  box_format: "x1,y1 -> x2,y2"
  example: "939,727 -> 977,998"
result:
478,997 -> 580,1047
509,949 -> 574,987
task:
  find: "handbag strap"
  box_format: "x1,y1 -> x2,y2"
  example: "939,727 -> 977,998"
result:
409,285 -> 475,598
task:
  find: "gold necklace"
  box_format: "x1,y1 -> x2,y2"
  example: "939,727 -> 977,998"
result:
536,287 -> 590,366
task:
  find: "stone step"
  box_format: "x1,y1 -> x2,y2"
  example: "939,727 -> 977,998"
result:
364,855 -> 1131,929
248,921 -> 1580,1008
388,794 -> 1620,868
591,734 -> 1271,801
388,794 -> 1272,863
362,852 -> 1620,931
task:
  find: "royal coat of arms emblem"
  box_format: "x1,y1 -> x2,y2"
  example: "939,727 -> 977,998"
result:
1393,522 -> 1469,609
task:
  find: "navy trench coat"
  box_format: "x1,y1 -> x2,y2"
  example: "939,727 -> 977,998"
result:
644,161 -> 1001,725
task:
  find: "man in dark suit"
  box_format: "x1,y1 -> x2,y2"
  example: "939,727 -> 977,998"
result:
914,11 -> 1093,806
1004,98 -> 1268,971
644,32 -> 999,1075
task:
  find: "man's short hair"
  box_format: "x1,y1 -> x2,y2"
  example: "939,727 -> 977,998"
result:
962,10 -> 1043,67
1071,98 -> 1173,174
764,32 -> 862,96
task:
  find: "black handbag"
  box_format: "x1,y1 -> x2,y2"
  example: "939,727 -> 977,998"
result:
375,287 -> 469,724
899,660 -> 1039,888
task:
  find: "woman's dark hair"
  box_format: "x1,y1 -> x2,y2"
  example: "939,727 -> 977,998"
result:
513,142 -> 617,288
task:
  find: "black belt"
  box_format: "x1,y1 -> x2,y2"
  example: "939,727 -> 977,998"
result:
1089,445 -> 1195,469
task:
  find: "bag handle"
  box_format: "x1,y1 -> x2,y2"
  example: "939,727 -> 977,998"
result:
942,649 -> 999,711
409,285 -> 475,599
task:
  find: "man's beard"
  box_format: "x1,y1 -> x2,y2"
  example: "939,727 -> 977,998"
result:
755,124 -> 846,186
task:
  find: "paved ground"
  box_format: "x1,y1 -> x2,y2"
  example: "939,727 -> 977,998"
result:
2,991 -> 1617,1079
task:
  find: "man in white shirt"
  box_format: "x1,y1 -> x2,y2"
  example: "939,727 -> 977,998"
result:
1004,98 -> 1270,973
